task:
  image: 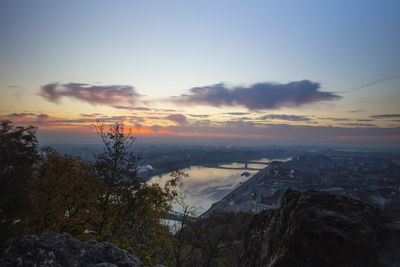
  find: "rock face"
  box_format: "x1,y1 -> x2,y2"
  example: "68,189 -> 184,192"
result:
240,189 -> 400,267
0,230 -> 144,267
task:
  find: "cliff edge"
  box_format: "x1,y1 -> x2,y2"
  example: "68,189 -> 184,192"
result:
239,189 -> 400,267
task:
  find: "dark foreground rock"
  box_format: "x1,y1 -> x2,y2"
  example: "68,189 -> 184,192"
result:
0,230 -> 144,267
240,189 -> 400,267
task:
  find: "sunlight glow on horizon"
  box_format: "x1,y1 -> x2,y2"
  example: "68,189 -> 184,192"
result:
0,0 -> 399,145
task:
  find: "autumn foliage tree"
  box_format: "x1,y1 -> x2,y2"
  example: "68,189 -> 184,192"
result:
26,148 -> 107,240
0,120 -> 39,247
93,122 -> 179,265
1,120 -> 181,266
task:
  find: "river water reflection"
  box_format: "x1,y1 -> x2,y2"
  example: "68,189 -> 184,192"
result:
149,158 -> 285,215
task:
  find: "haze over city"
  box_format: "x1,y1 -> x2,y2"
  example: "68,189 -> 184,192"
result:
1,0 -> 399,146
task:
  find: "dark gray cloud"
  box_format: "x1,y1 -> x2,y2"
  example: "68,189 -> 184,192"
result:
188,114 -> 210,118
37,113 -> 49,119
160,108 -> 178,112
171,80 -> 340,110
339,123 -> 376,127
223,112 -> 250,116
357,119 -> 374,122
258,114 -> 311,121
40,83 -> 140,106
348,109 -> 364,113
132,107 -> 152,111
318,117 -> 350,121
80,113 -> 103,117
112,105 -> 178,114
6,112 -> 35,117
166,114 -> 187,125
370,114 -> 400,119
112,105 -> 134,110
113,105 -> 151,111
4,113 -> 48,120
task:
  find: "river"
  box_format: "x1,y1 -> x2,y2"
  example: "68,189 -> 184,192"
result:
148,158 -> 286,215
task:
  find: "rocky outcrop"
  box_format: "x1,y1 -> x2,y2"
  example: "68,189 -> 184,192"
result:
0,230 -> 144,267
240,189 -> 400,267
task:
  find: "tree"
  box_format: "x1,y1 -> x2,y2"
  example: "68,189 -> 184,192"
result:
93,121 -> 142,240
26,148 -> 107,240
172,190 -> 197,267
93,121 -> 180,266
0,120 -> 39,247
177,212 -> 253,267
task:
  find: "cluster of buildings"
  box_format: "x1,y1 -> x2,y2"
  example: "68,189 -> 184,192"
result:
203,152 -> 400,219
254,154 -> 400,212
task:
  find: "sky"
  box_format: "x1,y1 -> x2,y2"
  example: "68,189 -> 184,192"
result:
0,0 -> 399,146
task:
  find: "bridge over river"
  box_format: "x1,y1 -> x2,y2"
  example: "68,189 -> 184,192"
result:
204,161 -> 269,171
167,210 -> 199,225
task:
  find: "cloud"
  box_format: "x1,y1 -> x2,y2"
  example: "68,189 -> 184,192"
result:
188,114 -> 210,118
44,118 -> 95,124
112,105 -> 134,110
6,113 -> 35,117
357,119 -> 374,122
223,112 -> 250,116
113,105 -> 152,111
40,83 -> 140,106
160,108 -> 178,112
258,114 -> 311,121
370,114 -> 400,119
80,113 -> 103,117
164,120 -> 400,145
344,74 -> 400,93
166,114 -> 187,125
170,80 -> 340,110
339,123 -> 376,127
191,119 -> 212,127
37,113 -> 49,119
131,107 -> 152,111
6,111 -> 398,145
318,117 -> 350,121
3,112 -> 48,121
112,105 -> 178,114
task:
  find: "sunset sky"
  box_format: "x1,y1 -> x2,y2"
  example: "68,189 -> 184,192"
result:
1,0 -> 399,146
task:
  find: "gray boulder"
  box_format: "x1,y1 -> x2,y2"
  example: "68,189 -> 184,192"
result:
0,230 -> 144,267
